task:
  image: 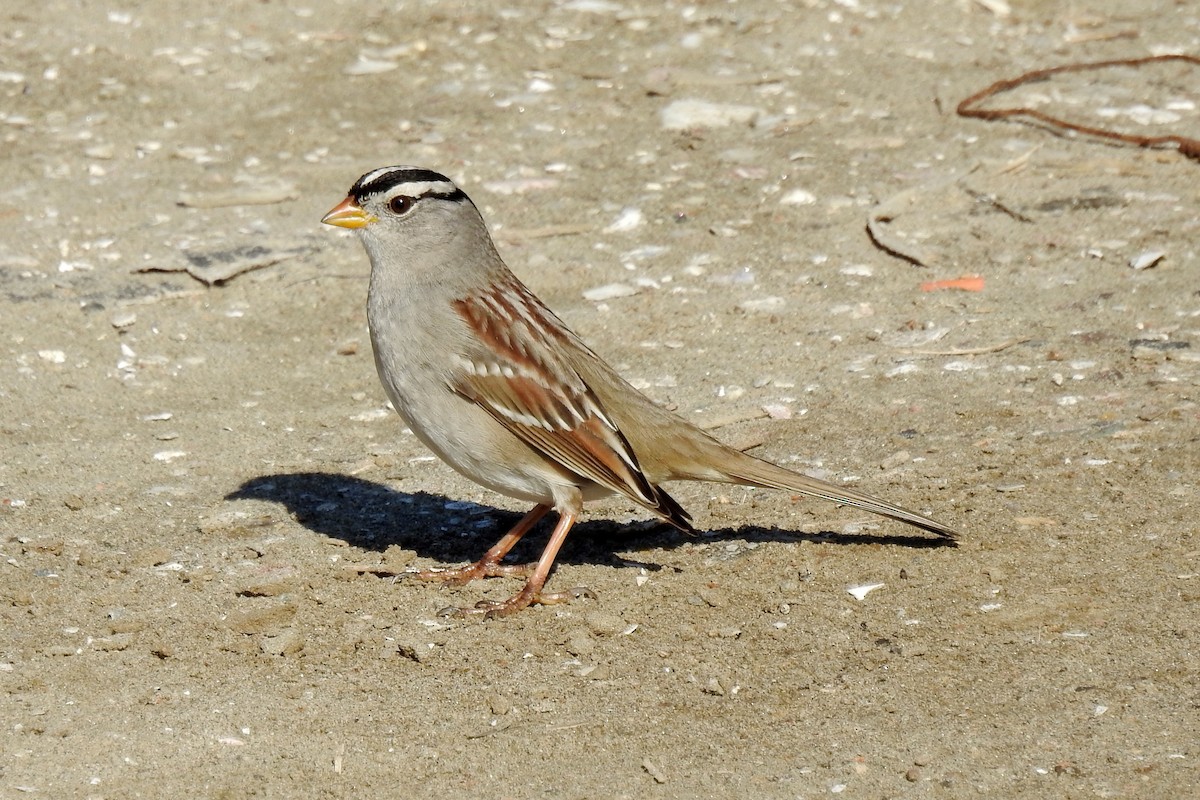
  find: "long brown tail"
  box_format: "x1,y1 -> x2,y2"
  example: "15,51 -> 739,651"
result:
715,450 -> 959,539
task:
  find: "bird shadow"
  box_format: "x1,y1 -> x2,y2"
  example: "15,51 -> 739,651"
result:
224,471 -> 954,570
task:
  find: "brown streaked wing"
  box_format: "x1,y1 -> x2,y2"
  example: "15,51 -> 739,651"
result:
449,279 -> 687,525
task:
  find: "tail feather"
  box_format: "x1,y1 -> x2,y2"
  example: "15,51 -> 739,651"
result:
718,452 -> 958,540
650,483 -> 696,533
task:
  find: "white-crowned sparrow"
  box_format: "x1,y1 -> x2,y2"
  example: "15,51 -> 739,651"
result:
322,166 -> 958,617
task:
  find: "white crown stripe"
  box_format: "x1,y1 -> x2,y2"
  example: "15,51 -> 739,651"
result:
385,181 -> 459,199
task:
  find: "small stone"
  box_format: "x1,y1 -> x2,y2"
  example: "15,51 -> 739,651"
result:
905,767 -> 923,782
779,188 -> 817,205
603,207 -> 644,233
343,57 -> 399,76
583,282 -> 639,302
847,582 -> 886,601
110,311 -> 137,329
762,404 -> 792,420
661,99 -> 763,130
1129,250 -> 1164,270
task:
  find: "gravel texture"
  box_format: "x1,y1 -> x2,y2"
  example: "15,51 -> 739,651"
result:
2,1 -> 1197,796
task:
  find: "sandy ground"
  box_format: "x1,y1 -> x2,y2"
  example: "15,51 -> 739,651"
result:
2,0 -> 1198,796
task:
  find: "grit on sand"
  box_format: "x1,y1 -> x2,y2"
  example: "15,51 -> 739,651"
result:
2,1 -> 1197,796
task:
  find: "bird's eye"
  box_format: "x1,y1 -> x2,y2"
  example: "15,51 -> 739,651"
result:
387,195 -> 415,215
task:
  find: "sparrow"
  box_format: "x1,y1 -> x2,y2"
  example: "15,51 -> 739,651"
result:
321,166 -> 958,617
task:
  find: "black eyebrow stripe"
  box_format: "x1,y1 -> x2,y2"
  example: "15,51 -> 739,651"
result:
351,167 -> 459,200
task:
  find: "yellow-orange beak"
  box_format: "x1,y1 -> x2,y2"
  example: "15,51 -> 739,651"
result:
321,196 -> 376,229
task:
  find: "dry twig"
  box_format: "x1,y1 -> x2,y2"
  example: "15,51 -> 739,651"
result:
958,55 -> 1200,160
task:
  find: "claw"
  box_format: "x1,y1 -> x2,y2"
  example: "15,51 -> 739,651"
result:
413,560 -> 536,587
418,503 -> 585,619
435,584 -> 597,620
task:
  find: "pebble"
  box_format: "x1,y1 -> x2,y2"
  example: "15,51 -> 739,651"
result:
762,403 -> 792,420
110,311 -> 137,329
343,57 -> 399,76
779,188 -> 817,205
603,207 -> 644,233
563,0 -> 622,13
583,282 -> 639,302
660,99 -> 763,130
715,384 -> 744,400
177,182 -> 298,209
350,408 -> 391,422
847,582 -> 886,601
1129,250 -> 1165,270
85,143 -> 116,160
481,177 -> 559,195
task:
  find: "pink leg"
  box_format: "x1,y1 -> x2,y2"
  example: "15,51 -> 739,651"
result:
414,504 -> 550,586
451,510 -> 595,618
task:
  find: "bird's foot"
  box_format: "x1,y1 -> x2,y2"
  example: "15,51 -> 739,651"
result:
438,585 -> 597,619
411,558 -> 535,587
